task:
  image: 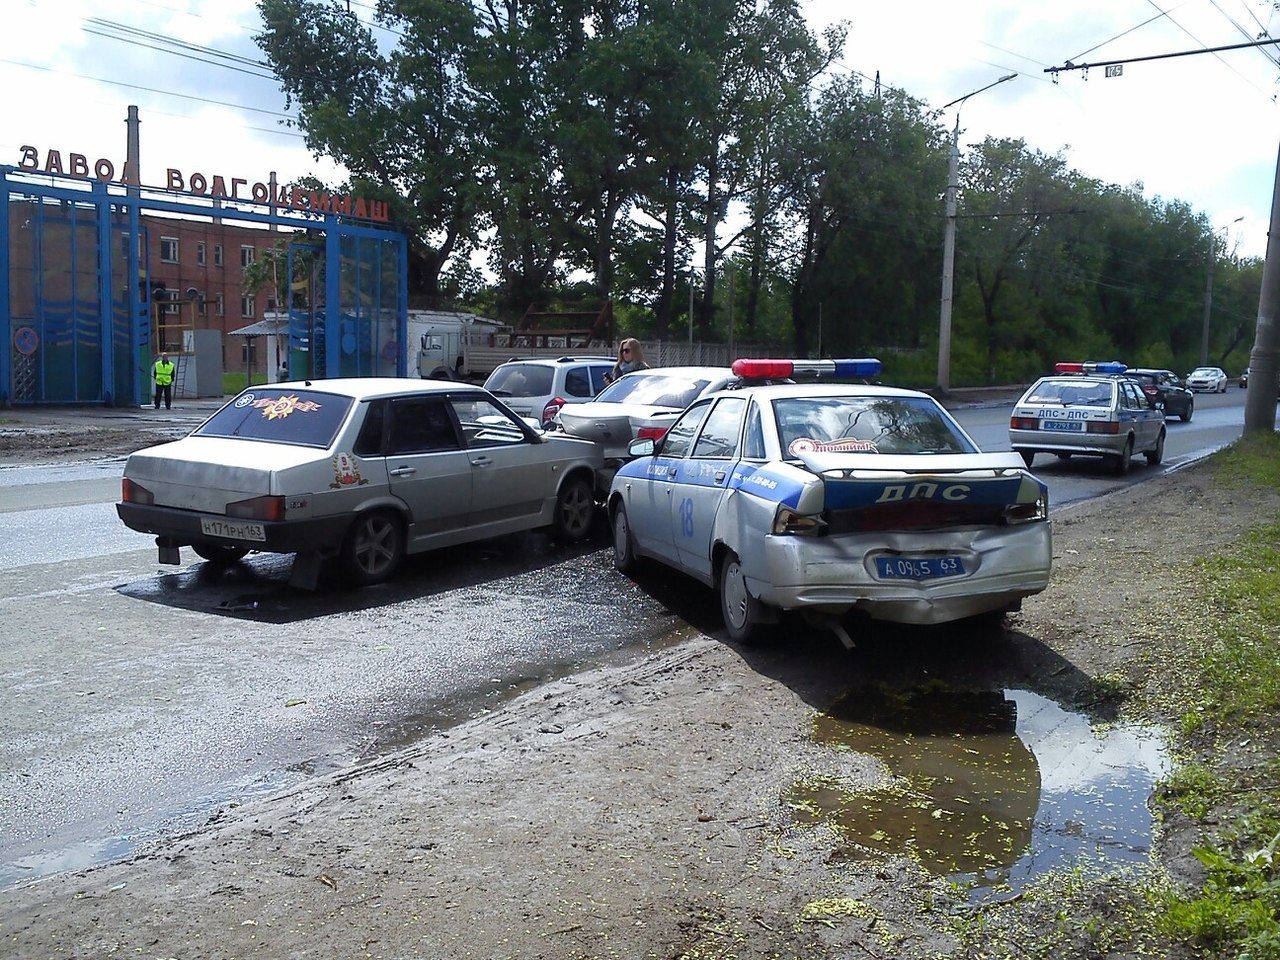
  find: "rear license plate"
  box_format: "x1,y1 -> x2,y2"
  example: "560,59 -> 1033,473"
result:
200,517 -> 266,542
1041,419 -> 1085,432
874,556 -> 966,581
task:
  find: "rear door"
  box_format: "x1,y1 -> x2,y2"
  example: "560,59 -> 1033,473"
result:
385,396 -> 473,546
672,396 -> 746,578
449,395 -> 550,526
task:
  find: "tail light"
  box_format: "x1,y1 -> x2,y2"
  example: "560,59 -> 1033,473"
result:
226,495 -> 285,521
1086,420 -> 1120,435
1010,416 -> 1038,430
542,396 -> 566,425
1003,495 -> 1048,524
636,426 -> 669,441
772,506 -> 825,536
121,478 -> 154,505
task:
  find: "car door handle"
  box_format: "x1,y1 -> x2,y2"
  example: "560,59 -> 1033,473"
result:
667,468 -> 678,478
471,456 -> 492,468
714,471 -> 727,484
389,466 -> 416,477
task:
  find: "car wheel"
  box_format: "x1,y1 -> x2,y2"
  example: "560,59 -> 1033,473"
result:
612,502 -> 637,574
719,550 -> 769,645
191,543 -> 249,564
1146,429 -> 1165,466
1181,401 -> 1193,423
340,509 -> 405,586
1019,451 -> 1035,467
552,475 -> 595,542
1112,436 -> 1134,477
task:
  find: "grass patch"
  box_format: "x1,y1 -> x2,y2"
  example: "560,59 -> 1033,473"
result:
1215,432 -> 1280,489
221,371 -> 268,396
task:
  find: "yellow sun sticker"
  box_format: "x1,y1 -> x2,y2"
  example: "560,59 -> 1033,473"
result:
788,437 -> 879,455
253,394 -> 321,420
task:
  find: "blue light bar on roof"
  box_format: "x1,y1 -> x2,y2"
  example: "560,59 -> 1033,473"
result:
1089,361 -> 1128,374
831,359 -> 882,378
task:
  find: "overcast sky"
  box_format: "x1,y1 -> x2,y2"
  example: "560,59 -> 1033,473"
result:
3,0 -> 1277,256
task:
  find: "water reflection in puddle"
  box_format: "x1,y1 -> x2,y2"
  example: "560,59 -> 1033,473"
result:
786,686 -> 1169,895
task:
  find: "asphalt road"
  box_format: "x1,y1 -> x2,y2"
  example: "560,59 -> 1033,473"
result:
0,387 -> 1267,887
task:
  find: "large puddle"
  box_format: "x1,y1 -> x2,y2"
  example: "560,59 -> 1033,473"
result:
786,686 -> 1169,895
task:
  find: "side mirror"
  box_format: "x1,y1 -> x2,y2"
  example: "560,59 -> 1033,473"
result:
628,438 -> 655,458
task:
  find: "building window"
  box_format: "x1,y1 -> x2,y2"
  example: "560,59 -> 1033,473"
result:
215,293 -> 225,317
196,242 -> 206,266
241,245 -> 255,268
162,292 -> 179,316
160,237 -> 179,264
213,244 -> 223,267
241,294 -> 256,318
197,299 -> 207,317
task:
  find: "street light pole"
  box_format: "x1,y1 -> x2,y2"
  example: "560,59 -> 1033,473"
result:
936,74 -> 1016,392
1201,216 -> 1243,367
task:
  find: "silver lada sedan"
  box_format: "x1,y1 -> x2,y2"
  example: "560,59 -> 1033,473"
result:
118,378 -> 603,587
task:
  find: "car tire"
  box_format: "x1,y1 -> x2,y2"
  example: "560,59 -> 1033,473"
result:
340,509 -> 405,586
1181,401 -> 1193,423
1019,451 -> 1035,467
612,502 -> 637,574
552,475 -> 595,542
719,550 -> 769,645
191,543 -> 249,564
1146,429 -> 1165,466
1112,436 -> 1134,477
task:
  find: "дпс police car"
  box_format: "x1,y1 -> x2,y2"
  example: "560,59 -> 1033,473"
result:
607,359 -> 1052,647
1009,362 -> 1165,476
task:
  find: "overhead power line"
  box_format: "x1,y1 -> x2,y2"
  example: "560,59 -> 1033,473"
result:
1044,36 -> 1280,75
1142,0 -> 1275,97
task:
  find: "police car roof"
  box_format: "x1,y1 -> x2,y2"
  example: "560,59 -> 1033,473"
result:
710,382 -> 930,401
266,377 -> 488,400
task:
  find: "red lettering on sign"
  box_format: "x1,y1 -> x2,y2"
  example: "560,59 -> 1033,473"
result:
252,182 -> 268,202
334,195 -> 351,215
19,146 -> 38,169
354,198 -> 368,219
167,169 -> 184,191
211,175 -> 227,198
95,159 -> 115,182
45,150 -> 63,175
370,200 -> 389,223
190,173 -> 207,194
232,177 -> 247,199
291,186 -> 305,210
69,153 -> 89,178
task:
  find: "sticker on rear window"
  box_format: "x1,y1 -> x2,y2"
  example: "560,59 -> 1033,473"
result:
254,394 -> 322,420
234,393 -> 255,408
788,437 -> 879,456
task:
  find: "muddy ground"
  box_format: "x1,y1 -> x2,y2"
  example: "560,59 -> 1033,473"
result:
3,436 -> 1278,958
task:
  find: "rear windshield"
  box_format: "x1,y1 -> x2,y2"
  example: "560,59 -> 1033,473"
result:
1023,379 -> 1113,407
196,389 -> 353,448
485,364 -> 554,398
772,396 -> 975,457
596,373 -> 712,408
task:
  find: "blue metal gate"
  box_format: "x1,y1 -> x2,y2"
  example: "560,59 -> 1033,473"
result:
1,166 -> 408,406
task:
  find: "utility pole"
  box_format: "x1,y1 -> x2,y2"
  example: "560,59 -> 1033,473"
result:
124,105 -> 140,196
1201,232 -> 1215,368
935,74 -> 1016,392
688,264 -> 694,359
817,302 -> 823,358
727,269 -> 735,361
1244,138 -> 1280,435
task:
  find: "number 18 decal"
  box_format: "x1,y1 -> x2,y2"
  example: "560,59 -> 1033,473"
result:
679,497 -> 694,538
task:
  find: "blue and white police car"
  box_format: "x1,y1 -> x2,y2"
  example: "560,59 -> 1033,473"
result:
1009,362 -> 1165,476
608,359 -> 1052,646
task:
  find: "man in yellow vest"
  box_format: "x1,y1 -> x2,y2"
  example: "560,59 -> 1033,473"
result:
152,353 -> 176,410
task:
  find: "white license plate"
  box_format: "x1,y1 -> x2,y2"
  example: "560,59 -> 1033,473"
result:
200,517 -> 266,542
1041,420 -> 1085,432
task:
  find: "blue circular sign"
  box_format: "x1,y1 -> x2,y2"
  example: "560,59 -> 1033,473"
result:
13,326 -> 38,356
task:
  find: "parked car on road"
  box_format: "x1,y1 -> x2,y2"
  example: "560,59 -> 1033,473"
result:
609,359 -> 1052,646
483,356 -> 616,427
117,379 -> 603,587
1186,366 -> 1228,393
1125,368 -> 1194,422
1009,362 -> 1165,476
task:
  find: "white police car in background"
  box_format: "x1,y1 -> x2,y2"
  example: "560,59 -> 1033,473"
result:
483,356 -> 616,427
608,359 -> 1052,646
1009,362 -> 1165,476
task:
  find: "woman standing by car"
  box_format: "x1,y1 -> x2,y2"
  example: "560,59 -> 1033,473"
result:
606,338 -> 649,384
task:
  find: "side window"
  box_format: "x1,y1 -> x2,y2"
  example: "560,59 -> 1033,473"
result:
589,365 -> 611,394
450,396 -> 527,448
741,402 -> 766,460
692,397 -> 746,459
564,366 -> 593,398
353,400 -> 387,456
660,400 -> 712,459
388,398 -> 461,455
1122,383 -> 1142,410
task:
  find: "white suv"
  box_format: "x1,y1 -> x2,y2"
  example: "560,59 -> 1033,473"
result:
484,357 -> 616,426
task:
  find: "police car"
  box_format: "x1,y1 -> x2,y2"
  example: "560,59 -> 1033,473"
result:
607,359 -> 1052,646
1009,362 -> 1165,476
118,379 -> 603,588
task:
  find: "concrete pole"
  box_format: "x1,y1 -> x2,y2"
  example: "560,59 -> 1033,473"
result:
1200,232 -> 1215,367
688,265 -> 694,358
1244,138 -> 1280,435
937,117 -> 960,391
727,269 -> 735,361
124,105 -> 140,195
